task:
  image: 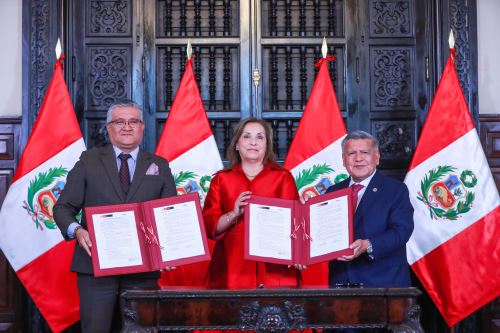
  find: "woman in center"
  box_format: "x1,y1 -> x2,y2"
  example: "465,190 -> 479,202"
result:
203,118 -> 302,289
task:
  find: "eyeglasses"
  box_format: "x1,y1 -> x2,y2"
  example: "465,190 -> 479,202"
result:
108,118 -> 143,129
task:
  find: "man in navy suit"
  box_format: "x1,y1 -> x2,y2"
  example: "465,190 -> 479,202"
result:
326,130 -> 414,288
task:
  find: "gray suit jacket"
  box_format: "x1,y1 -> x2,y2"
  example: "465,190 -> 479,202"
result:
54,145 -> 177,275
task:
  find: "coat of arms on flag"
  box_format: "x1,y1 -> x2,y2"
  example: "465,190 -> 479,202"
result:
173,171 -> 212,203
23,166 -> 69,230
416,165 -> 477,220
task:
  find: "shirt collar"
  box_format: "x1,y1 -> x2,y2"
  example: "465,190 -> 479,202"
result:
112,145 -> 139,161
349,169 -> 377,188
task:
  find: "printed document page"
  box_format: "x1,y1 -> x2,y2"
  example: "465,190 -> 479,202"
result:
92,211 -> 143,269
309,196 -> 350,257
154,201 -> 205,262
248,203 -> 292,260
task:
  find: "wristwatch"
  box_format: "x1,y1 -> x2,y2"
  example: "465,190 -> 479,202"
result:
366,239 -> 374,260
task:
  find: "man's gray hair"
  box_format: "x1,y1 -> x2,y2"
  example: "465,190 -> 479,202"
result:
106,100 -> 144,123
341,130 -> 379,151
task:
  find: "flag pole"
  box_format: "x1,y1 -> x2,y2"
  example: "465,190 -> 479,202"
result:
187,38 -> 192,61
448,29 -> 455,49
448,29 -> 455,61
55,38 -> 62,60
322,37 -> 328,58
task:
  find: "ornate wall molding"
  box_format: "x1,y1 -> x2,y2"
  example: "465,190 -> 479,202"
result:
22,1 -> 59,330
29,0 -> 51,122
449,0 -> 470,101
88,47 -> 131,108
446,0 -> 478,119
370,0 -> 413,37
88,0 -> 131,36
371,47 -> 413,109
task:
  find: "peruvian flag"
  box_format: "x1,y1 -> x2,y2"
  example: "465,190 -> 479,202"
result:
156,57 -> 223,286
405,50 -> 500,326
284,56 -> 348,286
0,57 -> 84,332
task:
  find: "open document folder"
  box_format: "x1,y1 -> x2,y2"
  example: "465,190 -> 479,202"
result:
85,193 -> 210,277
244,188 -> 354,266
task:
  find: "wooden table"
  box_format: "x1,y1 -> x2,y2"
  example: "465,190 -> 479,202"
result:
121,287 -> 424,333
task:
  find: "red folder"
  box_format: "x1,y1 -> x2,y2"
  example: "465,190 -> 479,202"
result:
244,188 -> 354,266
85,193 -> 210,277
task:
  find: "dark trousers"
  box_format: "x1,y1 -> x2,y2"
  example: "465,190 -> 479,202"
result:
77,273 -> 158,333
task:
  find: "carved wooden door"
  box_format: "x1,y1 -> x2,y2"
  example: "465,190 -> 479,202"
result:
69,0 -> 146,150
68,0 -> 431,175
346,0 -> 433,178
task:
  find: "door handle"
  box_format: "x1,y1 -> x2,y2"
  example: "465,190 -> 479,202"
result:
356,57 -> 360,83
142,56 -> 145,82
425,56 -> 430,81
72,56 -> 76,82
252,68 -> 261,116
348,103 -> 357,117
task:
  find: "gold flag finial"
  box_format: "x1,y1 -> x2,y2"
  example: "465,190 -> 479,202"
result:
448,29 -> 455,49
187,39 -> 192,60
55,38 -> 62,59
322,37 -> 328,58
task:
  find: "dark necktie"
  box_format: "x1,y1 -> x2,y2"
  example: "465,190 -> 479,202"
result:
118,153 -> 132,194
351,183 -> 364,213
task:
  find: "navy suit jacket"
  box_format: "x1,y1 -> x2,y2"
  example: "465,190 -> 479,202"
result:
326,170 -> 414,287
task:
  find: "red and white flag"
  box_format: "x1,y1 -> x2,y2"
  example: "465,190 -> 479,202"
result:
156,57 -> 223,286
284,56 -> 348,286
405,50 -> 500,326
0,57 -> 84,332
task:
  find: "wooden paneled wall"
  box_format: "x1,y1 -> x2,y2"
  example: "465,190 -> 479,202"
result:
0,118 -> 22,333
479,115 -> 500,190
479,114 -> 500,333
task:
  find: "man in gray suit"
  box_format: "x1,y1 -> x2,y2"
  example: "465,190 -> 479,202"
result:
54,100 -> 176,333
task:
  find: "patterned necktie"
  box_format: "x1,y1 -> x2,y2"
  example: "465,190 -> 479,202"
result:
351,183 -> 365,213
118,153 -> 132,194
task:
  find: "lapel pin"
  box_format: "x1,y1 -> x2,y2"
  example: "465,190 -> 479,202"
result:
373,188 -> 378,192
